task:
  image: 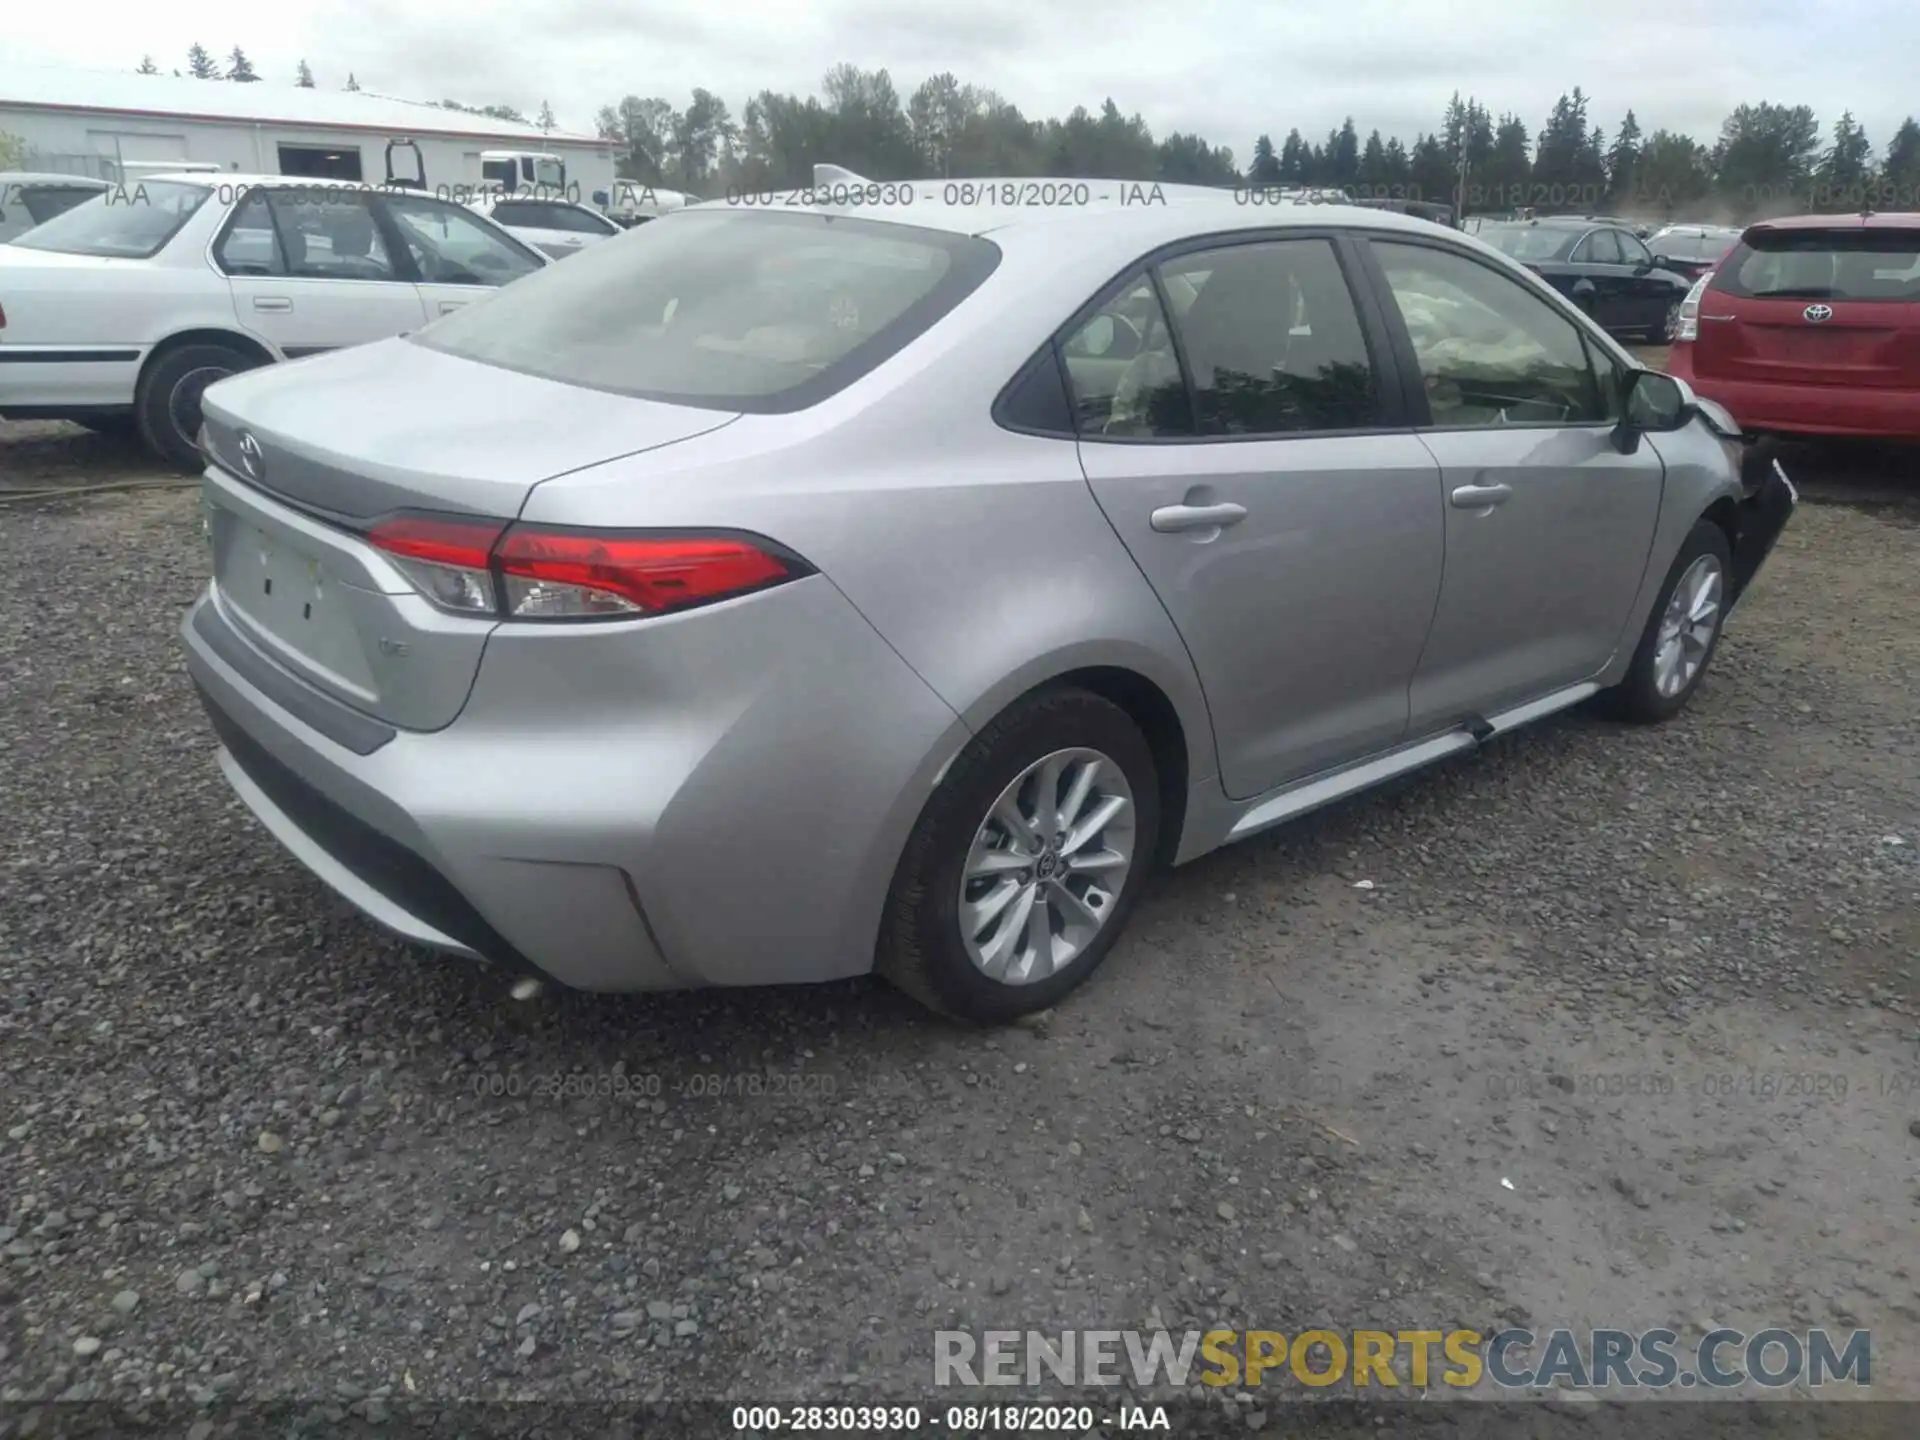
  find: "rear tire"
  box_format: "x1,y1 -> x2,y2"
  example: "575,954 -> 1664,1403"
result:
877,686 -> 1161,1024
1600,520 -> 1733,724
135,342 -> 261,472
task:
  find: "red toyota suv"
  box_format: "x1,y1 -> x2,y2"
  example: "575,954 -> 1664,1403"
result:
1666,213 -> 1920,439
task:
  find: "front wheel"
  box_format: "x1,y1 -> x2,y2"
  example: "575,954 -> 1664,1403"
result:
877,686 -> 1161,1023
135,343 -> 261,472
1600,520 -> 1733,724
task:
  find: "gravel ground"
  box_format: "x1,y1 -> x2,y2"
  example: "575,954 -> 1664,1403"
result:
1,414 -> 1917,1429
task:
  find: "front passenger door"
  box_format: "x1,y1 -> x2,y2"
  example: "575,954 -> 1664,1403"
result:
375,192 -> 545,319
1071,235 -> 1446,800
1364,238 -> 1663,730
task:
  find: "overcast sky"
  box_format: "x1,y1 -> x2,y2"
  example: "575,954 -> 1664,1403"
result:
11,0 -> 1915,156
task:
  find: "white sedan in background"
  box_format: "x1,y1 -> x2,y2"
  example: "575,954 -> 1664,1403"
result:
0,174 -> 547,468
463,193 -> 623,259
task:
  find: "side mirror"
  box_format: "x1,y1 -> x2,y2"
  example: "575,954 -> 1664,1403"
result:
1651,254 -> 1671,271
1613,368 -> 1693,453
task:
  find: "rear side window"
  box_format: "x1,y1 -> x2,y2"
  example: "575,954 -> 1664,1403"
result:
490,200 -> 546,227
10,180 -> 210,258
1717,228 -> 1920,301
1577,230 -> 1622,265
1160,238 -> 1377,434
412,209 -> 1001,412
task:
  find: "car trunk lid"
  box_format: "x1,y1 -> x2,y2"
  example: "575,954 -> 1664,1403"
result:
1692,221 -> 1920,389
198,338 -> 740,730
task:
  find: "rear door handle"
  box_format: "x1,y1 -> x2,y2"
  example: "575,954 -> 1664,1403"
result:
1450,483 -> 1514,509
251,297 -> 293,312
1150,501 -> 1247,533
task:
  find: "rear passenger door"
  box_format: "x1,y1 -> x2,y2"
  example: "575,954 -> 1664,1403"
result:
217,188 -> 427,360
1071,233 -> 1446,800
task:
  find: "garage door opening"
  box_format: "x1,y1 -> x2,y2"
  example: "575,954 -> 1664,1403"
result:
278,145 -> 364,181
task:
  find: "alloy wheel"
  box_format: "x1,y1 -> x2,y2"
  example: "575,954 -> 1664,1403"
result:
957,747 -> 1137,985
1653,554 -> 1723,698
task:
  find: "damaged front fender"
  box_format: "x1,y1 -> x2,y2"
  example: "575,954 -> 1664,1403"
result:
1727,440 -> 1799,608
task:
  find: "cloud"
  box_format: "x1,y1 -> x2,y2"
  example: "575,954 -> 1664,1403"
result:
9,0 -> 1916,155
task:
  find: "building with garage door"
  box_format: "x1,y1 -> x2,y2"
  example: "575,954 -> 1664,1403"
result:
0,61 -> 618,210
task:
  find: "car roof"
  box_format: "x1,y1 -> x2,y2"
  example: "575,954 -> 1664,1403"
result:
0,171 -> 111,187
691,179 -> 1459,248
1744,212 -> 1920,233
1477,215 -> 1589,229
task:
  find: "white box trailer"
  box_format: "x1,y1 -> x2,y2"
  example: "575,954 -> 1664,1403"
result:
0,61 -> 619,211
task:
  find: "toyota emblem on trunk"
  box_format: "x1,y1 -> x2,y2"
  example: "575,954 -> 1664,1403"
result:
237,431 -> 264,481
1803,304 -> 1834,323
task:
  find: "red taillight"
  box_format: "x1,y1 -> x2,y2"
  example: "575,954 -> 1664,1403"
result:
494,529 -> 796,619
364,511 -> 806,622
367,514 -> 506,569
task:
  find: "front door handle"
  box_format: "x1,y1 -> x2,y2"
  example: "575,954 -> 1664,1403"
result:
439,301 -> 466,314
251,297 -> 293,312
1151,501 -> 1247,533
1450,483 -> 1513,510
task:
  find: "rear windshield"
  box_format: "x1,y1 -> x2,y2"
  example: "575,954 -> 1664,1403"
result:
9,180 -> 211,258
1716,228 -> 1920,301
1655,230 -> 1738,262
411,209 -> 1002,412
1476,225 -> 1577,261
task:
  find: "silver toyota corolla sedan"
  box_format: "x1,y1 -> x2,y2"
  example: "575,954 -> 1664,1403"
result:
181,177 -> 1797,1023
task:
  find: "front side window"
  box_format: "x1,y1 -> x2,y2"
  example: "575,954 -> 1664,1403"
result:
1371,239 -> 1610,427
411,208 -> 1000,411
1160,238 -> 1377,435
379,193 -> 544,286
264,190 -> 397,281
1617,231 -> 1654,267
10,180 -> 210,258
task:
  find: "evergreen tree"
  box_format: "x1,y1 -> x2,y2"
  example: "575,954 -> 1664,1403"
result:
136,55 -> 158,75
1248,133 -> 1281,185
186,44 -> 219,80
227,47 -> 260,83
296,60 -> 316,88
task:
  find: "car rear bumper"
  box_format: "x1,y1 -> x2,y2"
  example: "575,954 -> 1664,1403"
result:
180,574 -> 969,993
1669,347 -> 1920,438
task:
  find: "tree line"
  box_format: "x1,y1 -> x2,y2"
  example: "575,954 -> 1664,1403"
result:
594,71 -> 1920,223
128,53 -> 1920,220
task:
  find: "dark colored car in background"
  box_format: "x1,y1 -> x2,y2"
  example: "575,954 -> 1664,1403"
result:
1667,213 -> 1920,440
1474,216 -> 1694,341
1646,223 -> 1743,282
